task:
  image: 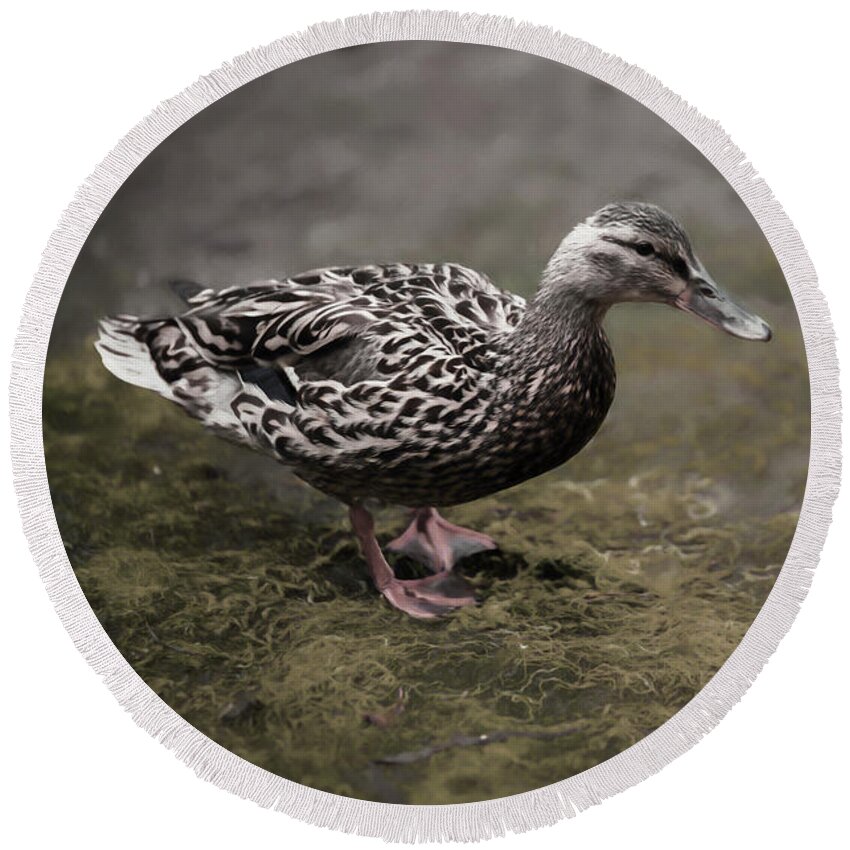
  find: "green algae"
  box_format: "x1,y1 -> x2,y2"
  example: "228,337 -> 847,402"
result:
43,307 -> 808,803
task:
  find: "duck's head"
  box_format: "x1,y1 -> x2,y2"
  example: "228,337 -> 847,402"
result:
546,202 -> 772,341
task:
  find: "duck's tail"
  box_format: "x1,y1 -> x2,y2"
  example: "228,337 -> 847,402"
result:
95,316 -> 176,400
94,316 -> 257,445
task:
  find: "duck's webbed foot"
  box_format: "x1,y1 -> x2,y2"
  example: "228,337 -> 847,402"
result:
380,571 -> 478,619
386,507 -> 498,573
349,506 -> 477,619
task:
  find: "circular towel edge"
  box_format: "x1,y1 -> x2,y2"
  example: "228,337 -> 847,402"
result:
8,9 -> 841,843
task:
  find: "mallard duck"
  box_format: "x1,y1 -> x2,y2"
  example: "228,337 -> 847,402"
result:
96,202 -> 771,619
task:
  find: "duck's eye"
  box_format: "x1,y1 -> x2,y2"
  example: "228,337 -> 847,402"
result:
672,256 -> 689,278
633,241 -> 655,256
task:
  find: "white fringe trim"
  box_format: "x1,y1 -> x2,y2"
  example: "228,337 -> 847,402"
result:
8,10 -> 840,843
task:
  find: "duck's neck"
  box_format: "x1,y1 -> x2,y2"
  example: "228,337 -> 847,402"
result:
496,270 -> 613,381
487,271 -> 617,467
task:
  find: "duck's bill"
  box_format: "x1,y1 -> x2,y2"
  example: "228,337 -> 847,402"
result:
673,275 -> 772,342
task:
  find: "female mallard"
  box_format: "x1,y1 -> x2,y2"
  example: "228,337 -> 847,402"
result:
96,202 -> 771,619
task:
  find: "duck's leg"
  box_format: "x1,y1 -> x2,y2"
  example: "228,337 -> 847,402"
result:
386,507 -> 498,573
349,505 -> 477,619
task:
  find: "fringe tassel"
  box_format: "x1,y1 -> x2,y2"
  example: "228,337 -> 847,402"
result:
8,10 -> 840,843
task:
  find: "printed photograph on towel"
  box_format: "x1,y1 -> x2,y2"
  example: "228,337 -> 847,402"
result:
44,42 -> 808,804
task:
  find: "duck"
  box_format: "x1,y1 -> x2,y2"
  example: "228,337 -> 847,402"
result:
95,202 -> 772,619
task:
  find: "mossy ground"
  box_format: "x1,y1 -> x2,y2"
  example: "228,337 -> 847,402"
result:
44,306 -> 807,804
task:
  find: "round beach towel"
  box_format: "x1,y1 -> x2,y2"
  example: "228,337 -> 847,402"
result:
10,11 -> 838,842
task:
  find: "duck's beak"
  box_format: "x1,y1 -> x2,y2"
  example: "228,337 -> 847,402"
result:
673,266 -> 772,342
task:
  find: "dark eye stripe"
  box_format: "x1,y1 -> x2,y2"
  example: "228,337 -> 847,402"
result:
600,235 -> 692,278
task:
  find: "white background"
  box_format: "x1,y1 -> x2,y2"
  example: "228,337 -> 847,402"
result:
2,1 -> 847,847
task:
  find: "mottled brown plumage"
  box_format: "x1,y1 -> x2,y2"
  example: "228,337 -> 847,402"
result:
96,202 -> 771,618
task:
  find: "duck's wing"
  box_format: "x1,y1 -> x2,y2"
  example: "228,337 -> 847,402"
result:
177,269 -> 382,369
177,262 -> 525,380
225,264 -> 529,474
97,262 -> 527,469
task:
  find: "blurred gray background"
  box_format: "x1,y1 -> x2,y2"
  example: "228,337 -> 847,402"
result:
58,41 -> 788,330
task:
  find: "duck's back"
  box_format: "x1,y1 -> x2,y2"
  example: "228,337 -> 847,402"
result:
177,262 -> 524,379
